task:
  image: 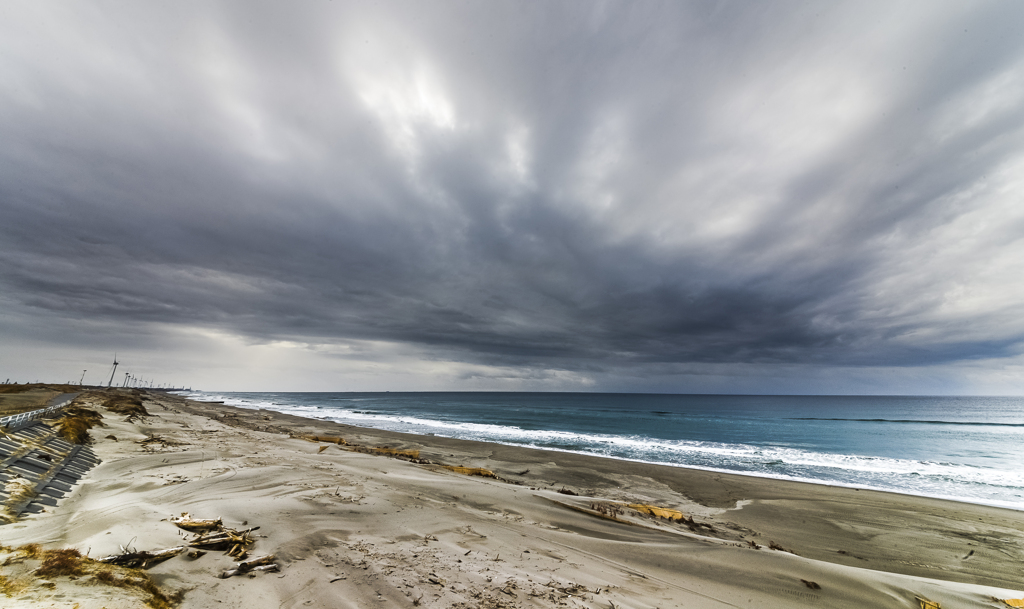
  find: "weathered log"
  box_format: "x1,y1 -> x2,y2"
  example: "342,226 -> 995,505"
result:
171,512 -> 222,531
98,546 -> 185,568
220,554 -> 277,578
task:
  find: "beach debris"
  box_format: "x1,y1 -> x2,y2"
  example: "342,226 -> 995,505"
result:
97,545 -> 185,569
443,465 -> 499,479
187,526 -> 260,551
679,515 -> 715,532
136,434 -> 186,448
1002,600 -> 1024,608
769,541 -> 797,554
513,469 -> 530,476
171,512 -> 222,531
541,581 -> 590,597
747,540 -> 760,549
627,503 -> 684,521
836,549 -> 867,560
220,554 -> 278,578
591,502 -> 623,519
1,541 -> 182,607
916,597 -> 941,609
227,544 -> 249,560
427,573 -> 446,586
556,487 -> 578,496
800,579 -> 821,590
295,433 -> 347,445
318,445 -> 329,453
361,446 -> 421,460
186,550 -> 207,559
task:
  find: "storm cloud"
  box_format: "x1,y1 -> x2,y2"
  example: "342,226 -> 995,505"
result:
2,1 -> 1024,392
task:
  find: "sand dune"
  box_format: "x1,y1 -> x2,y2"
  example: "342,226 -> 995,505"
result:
2,391 -> 1023,608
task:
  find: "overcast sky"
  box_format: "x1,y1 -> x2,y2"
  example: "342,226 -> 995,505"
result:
2,1 -> 1024,394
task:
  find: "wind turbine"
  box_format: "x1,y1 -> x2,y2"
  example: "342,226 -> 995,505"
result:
107,355 -> 119,387
79,370 -> 87,385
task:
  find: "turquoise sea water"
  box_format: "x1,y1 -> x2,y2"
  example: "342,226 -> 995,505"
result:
179,392 -> 1024,510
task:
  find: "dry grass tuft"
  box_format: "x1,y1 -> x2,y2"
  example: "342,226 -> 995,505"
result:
443,465 -> 498,479
56,406 -> 104,444
92,568 -> 183,609
0,543 -> 181,608
16,543 -> 41,559
102,395 -> 150,421
0,573 -> 30,596
628,503 -> 685,521
368,446 -> 421,460
36,548 -> 85,577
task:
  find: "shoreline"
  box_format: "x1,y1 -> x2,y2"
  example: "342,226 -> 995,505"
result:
182,394 -> 1024,513
172,395 -> 1024,582
420,439 -> 1024,513
3,390 -> 1023,608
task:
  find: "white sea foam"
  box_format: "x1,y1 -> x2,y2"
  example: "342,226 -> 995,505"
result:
180,391 -> 1024,509
321,404 -> 1023,491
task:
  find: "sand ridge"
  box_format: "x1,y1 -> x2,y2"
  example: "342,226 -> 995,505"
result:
1,391 -> 1022,608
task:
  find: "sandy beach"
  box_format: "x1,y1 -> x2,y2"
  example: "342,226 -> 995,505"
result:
3,390 -> 1023,608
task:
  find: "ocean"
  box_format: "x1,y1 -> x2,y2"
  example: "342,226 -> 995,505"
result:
178,391 -> 1024,510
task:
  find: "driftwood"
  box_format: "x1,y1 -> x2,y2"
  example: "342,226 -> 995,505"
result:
227,542 -> 252,559
220,554 -> 278,578
171,512 -> 222,531
97,545 -> 185,568
188,526 -> 260,551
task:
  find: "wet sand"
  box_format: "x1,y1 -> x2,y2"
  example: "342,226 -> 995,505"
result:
3,390 -> 1023,608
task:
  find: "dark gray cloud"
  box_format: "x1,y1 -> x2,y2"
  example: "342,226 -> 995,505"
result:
2,1 -> 1024,391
